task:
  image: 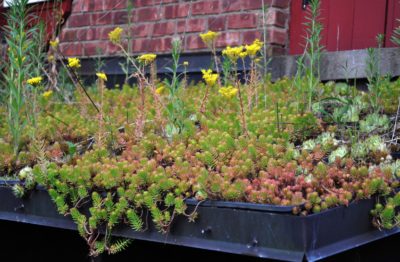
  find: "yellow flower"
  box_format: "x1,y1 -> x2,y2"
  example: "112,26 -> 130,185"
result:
96,72 -> 107,81
245,39 -> 263,57
222,46 -> 244,62
42,90 -> 53,98
239,51 -> 248,59
27,76 -> 43,86
155,85 -> 165,95
183,61 -> 189,67
137,54 -> 157,65
68,57 -> 81,68
50,39 -> 59,48
108,27 -> 123,44
48,55 -> 55,62
199,31 -> 219,45
201,69 -> 219,86
219,86 -> 239,99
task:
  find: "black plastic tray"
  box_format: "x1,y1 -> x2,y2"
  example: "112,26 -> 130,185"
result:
0,181 -> 399,261
185,198 -> 296,213
392,151 -> 400,160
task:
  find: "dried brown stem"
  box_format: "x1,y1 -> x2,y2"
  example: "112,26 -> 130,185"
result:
237,83 -> 248,136
135,74 -> 146,139
199,84 -> 211,114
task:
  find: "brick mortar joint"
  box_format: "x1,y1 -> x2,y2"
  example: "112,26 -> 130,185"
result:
65,6 -> 289,26
60,26 -> 285,43
60,0 -> 291,55
61,25 -> 282,40
76,43 -> 283,58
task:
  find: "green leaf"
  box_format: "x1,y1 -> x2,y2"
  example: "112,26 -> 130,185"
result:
66,141 -> 77,157
126,209 -> 143,231
109,239 -> 132,254
166,123 -> 179,139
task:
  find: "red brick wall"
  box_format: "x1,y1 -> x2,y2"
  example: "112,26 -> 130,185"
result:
58,0 -> 291,57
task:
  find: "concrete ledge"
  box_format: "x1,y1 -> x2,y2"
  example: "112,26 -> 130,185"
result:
76,48 -> 400,83
269,47 -> 400,81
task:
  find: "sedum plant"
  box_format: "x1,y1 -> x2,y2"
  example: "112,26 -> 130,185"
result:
0,7 -> 399,259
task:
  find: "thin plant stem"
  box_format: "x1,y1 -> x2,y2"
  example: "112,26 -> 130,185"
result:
392,97 -> 400,142
58,53 -> 101,114
199,85 -> 211,114
233,62 -> 248,136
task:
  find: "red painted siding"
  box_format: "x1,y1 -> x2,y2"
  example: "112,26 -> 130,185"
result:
386,0 -> 400,47
325,0 -> 355,52
0,0 -> 72,43
289,0 -> 398,55
352,0 -> 387,49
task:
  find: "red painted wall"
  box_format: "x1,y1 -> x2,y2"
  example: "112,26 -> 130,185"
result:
0,0 -> 72,43
289,0 -> 400,55
386,0 -> 400,47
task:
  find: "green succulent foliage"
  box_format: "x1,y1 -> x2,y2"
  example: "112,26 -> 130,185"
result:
292,113 -> 319,141
365,135 -> 388,153
380,78 -> 400,114
368,178 -> 386,195
318,132 -> 338,151
12,184 -> 25,198
332,95 -> 367,123
302,139 -> 317,151
303,132 -> 338,153
372,192 -> 400,229
70,208 -> 87,238
108,239 -> 132,255
126,209 -> 143,231
360,113 -> 389,134
351,142 -> 368,160
0,0 -> 399,256
48,188 -> 68,214
328,146 -> 348,164
94,241 -> 106,255
25,144 -> 197,256
380,160 -> 400,178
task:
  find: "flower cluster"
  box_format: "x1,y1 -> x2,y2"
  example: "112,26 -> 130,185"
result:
245,39 -> 263,57
49,39 -> 59,49
108,27 -> 123,44
27,76 -> 43,86
200,31 -> 219,46
155,85 -> 165,95
222,39 -> 263,61
222,46 -> 245,62
96,72 -> 107,81
137,54 -> 157,65
42,90 -> 53,98
201,69 -> 219,86
219,86 -> 239,99
68,57 -> 81,69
